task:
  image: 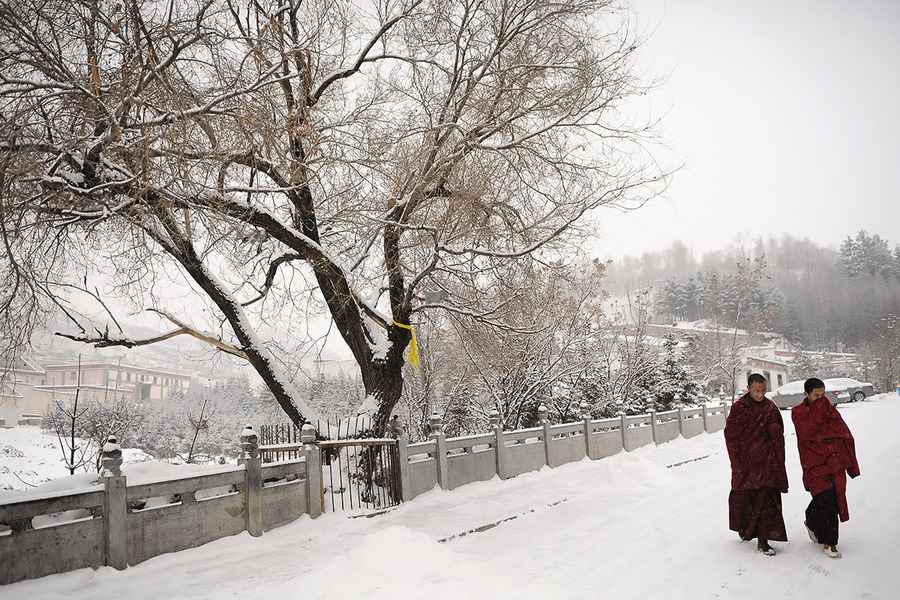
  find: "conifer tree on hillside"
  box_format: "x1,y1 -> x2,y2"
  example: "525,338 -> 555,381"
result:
655,335 -> 700,410
790,353 -> 820,381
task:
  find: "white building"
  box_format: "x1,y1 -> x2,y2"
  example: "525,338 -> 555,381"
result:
737,354 -> 791,395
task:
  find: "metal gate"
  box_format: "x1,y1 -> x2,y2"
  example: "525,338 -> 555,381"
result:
259,423 -> 401,514
320,439 -> 401,513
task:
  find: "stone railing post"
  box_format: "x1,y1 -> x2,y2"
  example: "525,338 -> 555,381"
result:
581,401 -> 592,458
301,424 -> 323,517
648,409 -> 657,444
619,412 -> 628,450
430,413 -> 449,490
396,432 -> 412,502
701,401 -> 709,432
101,435 -> 127,570
489,409 -> 505,479
723,400 -> 731,418
239,425 -> 263,536
677,406 -> 685,438
538,405 -> 551,467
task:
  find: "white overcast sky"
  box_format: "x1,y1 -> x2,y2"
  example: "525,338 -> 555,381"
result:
591,0 -> 900,260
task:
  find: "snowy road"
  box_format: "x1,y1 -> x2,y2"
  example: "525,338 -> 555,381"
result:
4,395 -> 899,600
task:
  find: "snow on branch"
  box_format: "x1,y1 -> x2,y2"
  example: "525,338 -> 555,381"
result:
55,309 -> 248,360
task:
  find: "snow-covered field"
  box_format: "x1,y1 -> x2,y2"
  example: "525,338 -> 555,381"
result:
3,395 -> 899,600
0,426 -> 151,492
0,426 -> 73,491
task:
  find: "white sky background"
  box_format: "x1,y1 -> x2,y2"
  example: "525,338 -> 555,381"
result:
592,0 -> 900,260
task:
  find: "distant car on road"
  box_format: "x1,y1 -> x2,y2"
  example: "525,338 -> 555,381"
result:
771,378 -> 874,409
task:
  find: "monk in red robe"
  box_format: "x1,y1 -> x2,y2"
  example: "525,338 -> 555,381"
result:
724,373 -> 788,555
792,377 -> 860,559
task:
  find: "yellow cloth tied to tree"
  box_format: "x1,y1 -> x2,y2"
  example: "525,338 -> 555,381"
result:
392,320 -> 420,369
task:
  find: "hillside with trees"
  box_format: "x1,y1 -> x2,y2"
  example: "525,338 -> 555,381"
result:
605,231 -> 900,389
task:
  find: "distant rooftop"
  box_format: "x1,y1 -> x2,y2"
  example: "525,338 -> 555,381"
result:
42,362 -> 194,378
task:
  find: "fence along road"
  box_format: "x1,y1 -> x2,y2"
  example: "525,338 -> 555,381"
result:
1,401 -> 730,585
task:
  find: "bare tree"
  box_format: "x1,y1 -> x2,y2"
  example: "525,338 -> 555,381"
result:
0,0 -> 666,434
182,395 -> 214,464
50,356 -> 91,475
451,261 -> 608,429
594,289 -> 660,413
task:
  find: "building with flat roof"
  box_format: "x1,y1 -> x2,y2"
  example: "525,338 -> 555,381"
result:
42,361 -> 193,402
1,358 -> 196,426
1,358 -> 70,425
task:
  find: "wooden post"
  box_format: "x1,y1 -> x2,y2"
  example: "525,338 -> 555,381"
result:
101,436 -> 127,570
430,413 -> 449,490
489,409 -> 505,479
239,425 -> 263,535
397,432 -> 412,502
301,424 -> 323,517
648,410 -> 657,445
581,401 -> 592,459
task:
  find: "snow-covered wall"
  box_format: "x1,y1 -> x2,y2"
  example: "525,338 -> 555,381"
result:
402,403 -> 732,501
0,447 -> 316,585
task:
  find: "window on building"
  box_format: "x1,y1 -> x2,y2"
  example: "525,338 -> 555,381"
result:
763,371 -> 771,384
153,376 -> 158,384
777,374 -> 784,387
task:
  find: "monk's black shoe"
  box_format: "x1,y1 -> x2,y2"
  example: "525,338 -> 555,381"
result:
757,540 -> 776,556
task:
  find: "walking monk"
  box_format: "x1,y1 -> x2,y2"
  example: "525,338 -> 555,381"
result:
724,373 -> 788,556
792,378 -> 860,559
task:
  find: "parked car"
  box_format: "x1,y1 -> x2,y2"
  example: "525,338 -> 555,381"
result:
770,378 -> 874,409
823,378 -> 874,403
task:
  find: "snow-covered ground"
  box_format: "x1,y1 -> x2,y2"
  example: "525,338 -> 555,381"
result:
0,426 -> 151,492
3,395 -> 899,600
0,426 -> 72,491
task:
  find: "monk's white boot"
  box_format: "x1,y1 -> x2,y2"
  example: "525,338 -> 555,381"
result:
805,522 -> 818,543
823,545 -> 842,559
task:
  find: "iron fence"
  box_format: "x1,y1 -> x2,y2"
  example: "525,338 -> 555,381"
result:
319,439 -> 401,512
258,417 -> 401,513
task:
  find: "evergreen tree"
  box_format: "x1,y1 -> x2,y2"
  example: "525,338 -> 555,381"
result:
683,276 -> 700,321
841,231 -> 894,279
560,365 -> 608,418
656,279 -> 681,322
839,236 -> 860,277
622,340 -> 661,415
654,335 -> 701,410
790,353 -> 820,381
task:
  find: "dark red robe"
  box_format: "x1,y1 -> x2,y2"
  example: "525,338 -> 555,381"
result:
725,394 -> 789,492
724,394 -> 788,541
791,396 -> 860,522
